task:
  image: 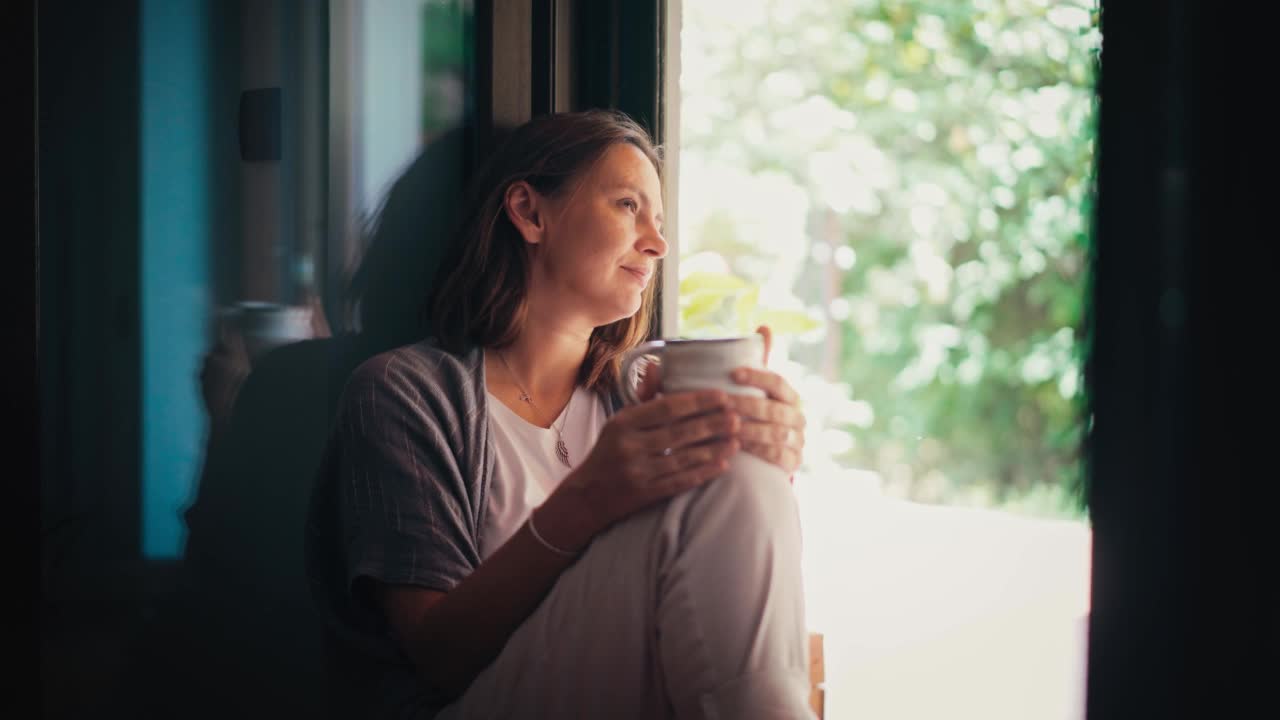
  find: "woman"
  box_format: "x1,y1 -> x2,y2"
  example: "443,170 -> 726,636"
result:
305,110 -> 812,719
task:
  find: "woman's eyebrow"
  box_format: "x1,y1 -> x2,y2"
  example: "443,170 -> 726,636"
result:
602,182 -> 664,223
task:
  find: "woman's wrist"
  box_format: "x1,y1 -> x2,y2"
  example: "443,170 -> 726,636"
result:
536,481 -> 600,553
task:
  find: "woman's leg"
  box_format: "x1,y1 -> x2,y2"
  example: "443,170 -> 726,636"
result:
438,457 -> 814,720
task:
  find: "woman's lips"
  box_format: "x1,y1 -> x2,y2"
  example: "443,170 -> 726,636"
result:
623,266 -> 651,286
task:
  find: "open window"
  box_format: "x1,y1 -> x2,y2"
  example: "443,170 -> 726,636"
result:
661,1 -> 1098,716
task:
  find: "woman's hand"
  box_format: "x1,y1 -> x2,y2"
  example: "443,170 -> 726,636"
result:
549,375 -> 741,546
728,325 -> 806,474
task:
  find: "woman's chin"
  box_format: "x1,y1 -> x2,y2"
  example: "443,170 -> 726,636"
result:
619,295 -> 644,320
591,296 -> 643,327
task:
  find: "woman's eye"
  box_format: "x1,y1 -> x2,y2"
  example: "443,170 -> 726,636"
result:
620,198 -> 639,212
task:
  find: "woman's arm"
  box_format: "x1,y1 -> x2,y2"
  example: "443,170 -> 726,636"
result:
374,489 -> 593,698
375,388 -> 741,700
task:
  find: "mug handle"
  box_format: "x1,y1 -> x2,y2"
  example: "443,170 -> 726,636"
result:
619,340 -> 666,406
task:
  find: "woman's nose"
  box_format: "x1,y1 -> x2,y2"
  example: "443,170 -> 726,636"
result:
638,219 -> 667,258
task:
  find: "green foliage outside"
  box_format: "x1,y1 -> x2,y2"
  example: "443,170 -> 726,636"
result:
678,0 -> 1100,519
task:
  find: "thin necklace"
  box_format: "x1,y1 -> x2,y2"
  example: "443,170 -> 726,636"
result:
497,349 -> 573,467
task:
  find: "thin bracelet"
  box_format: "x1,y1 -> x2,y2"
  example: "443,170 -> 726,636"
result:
526,510 -> 579,558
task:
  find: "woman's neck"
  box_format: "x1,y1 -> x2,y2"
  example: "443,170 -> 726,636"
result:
489,307 -> 592,407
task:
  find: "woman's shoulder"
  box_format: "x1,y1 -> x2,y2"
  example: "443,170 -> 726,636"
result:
352,338 -> 475,379
343,338 -> 484,414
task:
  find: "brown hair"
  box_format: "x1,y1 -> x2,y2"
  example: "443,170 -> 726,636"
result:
429,110 -> 663,394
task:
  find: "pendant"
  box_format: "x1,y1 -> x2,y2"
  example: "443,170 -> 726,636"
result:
555,438 -> 570,467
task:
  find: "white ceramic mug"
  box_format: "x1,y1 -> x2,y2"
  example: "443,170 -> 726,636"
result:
620,333 -> 788,482
619,334 -> 767,405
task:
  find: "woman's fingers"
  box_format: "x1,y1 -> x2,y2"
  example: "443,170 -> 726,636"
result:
754,324 -> 773,365
645,409 -> 740,454
730,366 -> 800,405
737,419 -> 804,450
653,438 -> 738,474
650,454 -> 734,496
620,389 -> 730,429
726,394 -> 806,429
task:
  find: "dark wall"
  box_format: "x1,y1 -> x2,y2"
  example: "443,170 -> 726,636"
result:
38,1 -> 247,715
1087,1 -> 1275,718
39,0 -> 144,596
16,0 -> 37,716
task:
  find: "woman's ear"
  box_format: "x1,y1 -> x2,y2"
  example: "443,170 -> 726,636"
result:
504,181 -> 547,246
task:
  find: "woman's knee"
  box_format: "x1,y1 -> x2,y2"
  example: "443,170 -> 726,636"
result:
688,456 -> 800,540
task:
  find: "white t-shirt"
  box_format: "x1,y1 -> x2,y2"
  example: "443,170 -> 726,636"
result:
480,387 -> 609,560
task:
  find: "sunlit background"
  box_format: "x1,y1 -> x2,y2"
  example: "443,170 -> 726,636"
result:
675,0 -> 1100,716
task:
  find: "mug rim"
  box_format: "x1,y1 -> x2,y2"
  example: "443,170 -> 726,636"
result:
658,335 -> 760,345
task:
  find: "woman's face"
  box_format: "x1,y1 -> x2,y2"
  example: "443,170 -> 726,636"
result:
529,143 -> 667,327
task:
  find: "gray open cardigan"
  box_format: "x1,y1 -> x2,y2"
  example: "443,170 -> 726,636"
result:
304,338 -> 624,717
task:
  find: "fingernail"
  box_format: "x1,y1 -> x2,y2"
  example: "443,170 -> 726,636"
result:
732,369 -> 748,382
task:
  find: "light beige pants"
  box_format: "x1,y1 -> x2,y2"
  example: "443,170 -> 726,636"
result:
436,455 -> 815,720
